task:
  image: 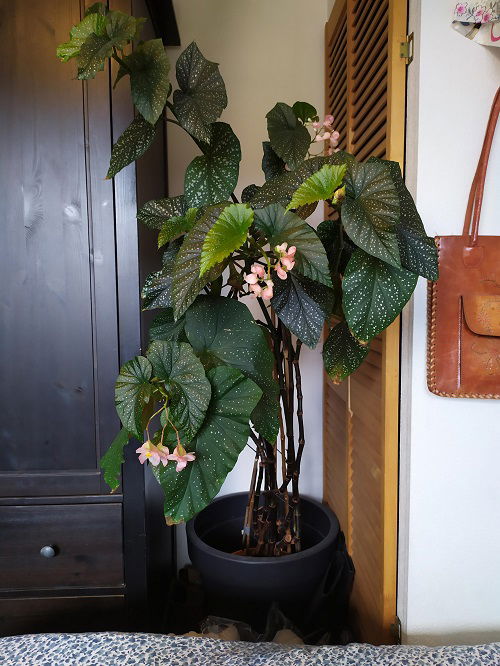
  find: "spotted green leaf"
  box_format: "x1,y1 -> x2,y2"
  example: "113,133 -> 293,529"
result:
343,248 -> 418,343
241,185 -> 260,203
106,115 -> 157,179
342,161 -> 401,267
292,101 -> 318,124
323,321 -> 369,384
272,272 -> 334,348
171,205 -> 229,319
56,11 -> 106,62
142,239 -> 181,310
115,356 -> 153,439
367,157 -> 438,280
149,308 -> 187,344
158,208 -> 198,248
138,195 -> 187,230
266,102 -> 311,170
185,296 -> 279,442
200,204 -> 253,276
254,204 -> 332,287
262,141 -> 286,181
100,428 -> 130,492
184,122 -> 241,207
117,39 -> 170,124
146,341 -> 211,441
173,42 -> 227,144
286,163 -> 347,211
251,153 -> 354,209
152,366 -> 262,524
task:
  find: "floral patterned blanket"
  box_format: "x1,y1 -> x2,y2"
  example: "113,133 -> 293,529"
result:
0,632 -> 499,666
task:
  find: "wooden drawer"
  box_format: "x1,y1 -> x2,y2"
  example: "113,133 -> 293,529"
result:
0,504 -> 124,591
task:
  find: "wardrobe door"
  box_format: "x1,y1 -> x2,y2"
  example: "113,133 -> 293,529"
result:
323,0 -> 408,645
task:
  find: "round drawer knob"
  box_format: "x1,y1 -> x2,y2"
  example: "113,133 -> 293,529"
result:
40,545 -> 57,558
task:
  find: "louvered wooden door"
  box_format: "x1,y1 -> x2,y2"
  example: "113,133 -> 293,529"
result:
323,0 -> 407,645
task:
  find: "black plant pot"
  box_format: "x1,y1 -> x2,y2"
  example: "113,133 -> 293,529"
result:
186,492 -> 340,629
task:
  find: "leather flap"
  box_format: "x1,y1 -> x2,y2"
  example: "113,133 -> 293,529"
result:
462,295 -> 500,337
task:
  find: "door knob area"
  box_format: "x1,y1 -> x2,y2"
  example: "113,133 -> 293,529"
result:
40,545 -> 57,558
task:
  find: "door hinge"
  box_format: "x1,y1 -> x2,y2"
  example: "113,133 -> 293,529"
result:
391,616 -> 402,644
400,33 -> 414,65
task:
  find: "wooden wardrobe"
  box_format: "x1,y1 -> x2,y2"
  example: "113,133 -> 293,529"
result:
0,0 -> 175,635
323,0 -> 409,645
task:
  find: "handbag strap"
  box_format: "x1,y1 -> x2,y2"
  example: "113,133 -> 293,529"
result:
462,87 -> 500,245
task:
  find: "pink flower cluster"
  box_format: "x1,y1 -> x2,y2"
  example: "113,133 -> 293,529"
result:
136,441 -> 195,472
455,3 -> 494,22
244,244 -> 297,300
312,114 -> 340,156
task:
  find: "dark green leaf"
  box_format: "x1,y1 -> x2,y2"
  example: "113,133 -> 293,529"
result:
292,101 -> 318,124
85,3 -> 107,16
241,185 -> 260,203
173,42 -> 227,143
323,321 -> 369,384
254,204 -> 332,286
149,308 -> 186,344
343,248 -> 418,343
147,340 -> 211,440
271,272 -> 333,348
76,33 -> 112,79
106,115 -> 157,179
152,366 -> 262,524
138,195 -> 187,230
184,122 -> 241,207
171,205 -> 229,319
266,102 -> 311,169
185,296 -> 279,442
158,207 -> 198,248
115,356 -> 153,439
287,163 -> 347,211
200,204 -> 253,276
119,39 -> 170,124
100,428 -> 130,492
368,158 -> 438,280
342,161 -> 401,267
251,153 -> 354,209
262,141 -> 286,181
317,218 -> 355,275
142,239 -> 182,310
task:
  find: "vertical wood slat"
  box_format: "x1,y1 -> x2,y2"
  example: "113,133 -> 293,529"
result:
323,0 -> 407,645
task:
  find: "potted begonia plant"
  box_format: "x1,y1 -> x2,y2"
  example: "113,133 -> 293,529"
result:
58,4 -> 437,612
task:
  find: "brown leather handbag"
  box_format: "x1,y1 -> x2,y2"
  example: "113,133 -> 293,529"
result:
427,87 -> 500,398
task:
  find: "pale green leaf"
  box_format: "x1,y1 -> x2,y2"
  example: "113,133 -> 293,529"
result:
56,12 -> 106,62
286,163 -> 347,211
200,204 -> 253,276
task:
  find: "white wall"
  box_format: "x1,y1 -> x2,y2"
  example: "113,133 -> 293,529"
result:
399,0 -> 500,646
166,0 -> 329,564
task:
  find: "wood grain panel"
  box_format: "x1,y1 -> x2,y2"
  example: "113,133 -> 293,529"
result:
323,0 -> 408,645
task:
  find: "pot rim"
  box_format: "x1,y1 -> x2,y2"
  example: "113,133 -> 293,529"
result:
186,492 -> 339,565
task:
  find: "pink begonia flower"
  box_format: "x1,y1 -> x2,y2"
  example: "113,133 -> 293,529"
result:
455,3 -> 467,16
168,445 -> 196,472
281,257 -> 295,271
156,443 -> 170,466
275,243 -> 288,254
244,272 -> 259,284
330,131 -> 340,146
251,263 -> 266,279
324,114 -> 334,127
261,280 -> 274,300
249,283 -> 263,297
275,264 -> 288,280
312,121 -> 321,129
136,440 -> 165,467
